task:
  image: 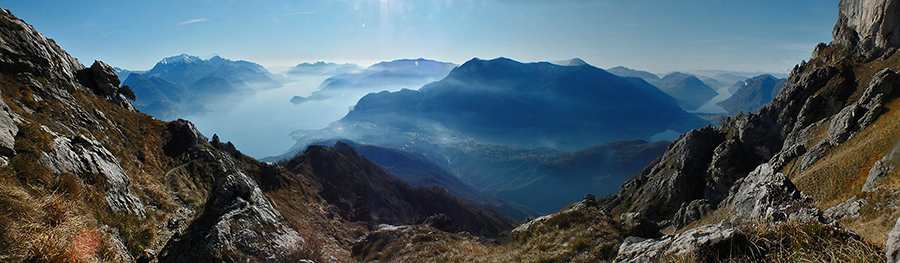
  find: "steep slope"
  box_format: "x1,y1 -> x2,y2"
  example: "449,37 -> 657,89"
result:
717,74 -> 787,114
279,141 -> 515,237
0,9 -> 314,261
122,54 -> 282,120
591,0 -> 900,261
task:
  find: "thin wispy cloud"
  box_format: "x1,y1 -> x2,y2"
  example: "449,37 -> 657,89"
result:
274,11 -> 316,17
180,18 -> 208,25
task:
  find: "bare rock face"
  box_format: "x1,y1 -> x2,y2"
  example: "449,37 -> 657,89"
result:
615,221 -> 737,263
0,8 -> 85,92
621,126 -> 725,225
722,164 -> 821,224
158,144 -> 304,262
671,199 -> 712,230
39,129 -> 146,217
888,216 -> 900,263
864,147 -> 899,192
89,60 -> 120,96
834,0 -> 900,53
0,93 -> 20,157
0,9 -> 134,111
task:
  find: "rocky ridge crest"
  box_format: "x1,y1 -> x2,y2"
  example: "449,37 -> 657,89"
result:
601,0 -> 900,261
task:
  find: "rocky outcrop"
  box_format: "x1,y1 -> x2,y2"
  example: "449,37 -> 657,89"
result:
888,216 -> 900,262
159,166 -> 304,262
39,129 -> 146,217
89,60 -> 119,96
163,119 -> 208,157
824,198 -> 866,220
618,127 -> 725,225
834,0 -> 900,55
0,93 -> 20,157
0,8 -> 85,92
864,146 -> 899,191
722,164 -> 821,224
615,221 -> 737,263
828,68 -> 897,144
0,9 -> 133,110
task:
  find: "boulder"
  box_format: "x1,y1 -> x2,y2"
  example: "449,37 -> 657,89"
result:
615,221 -> 737,263
824,198 -> 867,221
163,119 -> 208,157
159,169 -> 304,262
90,60 -> 120,96
722,164 -> 819,224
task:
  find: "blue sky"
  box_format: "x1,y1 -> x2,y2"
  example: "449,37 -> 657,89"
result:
0,0 -> 837,74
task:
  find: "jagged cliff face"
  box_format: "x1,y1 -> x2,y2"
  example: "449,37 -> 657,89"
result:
834,0 -> 900,53
597,0 -> 900,261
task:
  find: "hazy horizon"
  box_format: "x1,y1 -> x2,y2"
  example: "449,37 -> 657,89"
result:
0,1 -> 837,74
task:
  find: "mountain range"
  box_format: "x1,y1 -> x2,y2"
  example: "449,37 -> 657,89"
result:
717,74 -> 787,114
607,66 -> 720,110
121,54 -> 282,120
292,57 -> 706,152
286,61 -> 362,76
290,58 -> 456,104
4,0 -> 900,261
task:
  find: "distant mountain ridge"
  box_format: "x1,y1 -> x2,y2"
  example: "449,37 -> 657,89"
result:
607,66 -> 719,110
308,57 -> 706,151
122,54 -> 282,120
286,61 -> 362,76
717,74 -> 786,114
291,58 -> 456,104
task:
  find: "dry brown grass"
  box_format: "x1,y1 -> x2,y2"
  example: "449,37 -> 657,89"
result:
357,205 -> 621,263
662,221 -> 882,263
784,97 -> 900,244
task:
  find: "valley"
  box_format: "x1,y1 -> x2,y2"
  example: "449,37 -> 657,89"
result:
2,0 -> 899,262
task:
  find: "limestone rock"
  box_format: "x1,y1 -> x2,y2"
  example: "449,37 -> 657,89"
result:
824,198 -> 867,221
614,236 -> 673,263
864,147 -> 899,192
833,0 -> 900,52
623,126 -> 725,223
0,94 -> 20,157
164,119 -> 208,157
888,215 -> 900,262
722,164 -> 819,223
39,131 -> 145,217
0,8 -> 86,92
90,60 -> 120,96
159,169 -> 303,262
672,199 -> 712,230
615,221 -> 737,263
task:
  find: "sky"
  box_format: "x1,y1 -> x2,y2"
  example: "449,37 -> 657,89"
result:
0,0 -> 838,75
